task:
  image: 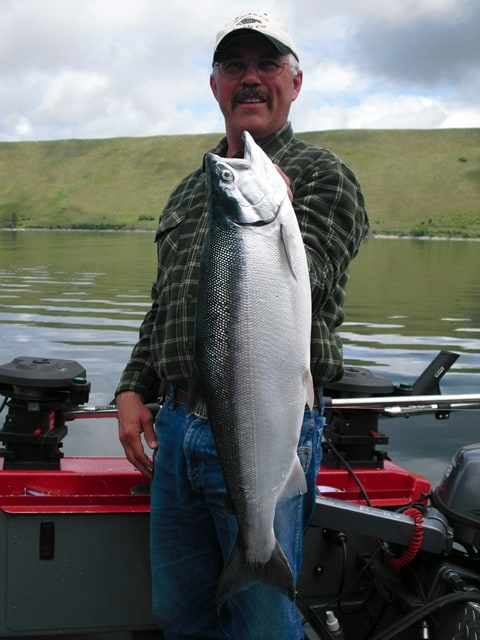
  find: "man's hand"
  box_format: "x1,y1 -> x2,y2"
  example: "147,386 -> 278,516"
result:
275,164 -> 293,202
116,391 -> 157,479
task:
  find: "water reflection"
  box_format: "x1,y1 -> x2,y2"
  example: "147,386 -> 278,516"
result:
0,231 -> 479,482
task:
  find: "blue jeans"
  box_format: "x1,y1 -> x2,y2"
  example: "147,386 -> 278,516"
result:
150,390 -> 324,640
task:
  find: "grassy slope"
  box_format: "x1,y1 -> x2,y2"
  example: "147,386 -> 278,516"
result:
1,129 -> 479,236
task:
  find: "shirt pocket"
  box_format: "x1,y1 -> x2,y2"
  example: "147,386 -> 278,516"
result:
154,209 -> 187,286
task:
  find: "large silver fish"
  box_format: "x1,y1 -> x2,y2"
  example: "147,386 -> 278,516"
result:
189,131 -> 314,606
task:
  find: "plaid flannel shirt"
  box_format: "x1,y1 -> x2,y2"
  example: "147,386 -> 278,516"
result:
116,122 -> 369,401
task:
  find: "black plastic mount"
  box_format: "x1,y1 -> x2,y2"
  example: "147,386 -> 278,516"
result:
322,351 -> 459,469
0,357 -> 90,470
323,367 -> 393,469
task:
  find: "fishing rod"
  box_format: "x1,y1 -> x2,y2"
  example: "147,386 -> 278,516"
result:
64,393 -> 480,421
326,393 -> 480,415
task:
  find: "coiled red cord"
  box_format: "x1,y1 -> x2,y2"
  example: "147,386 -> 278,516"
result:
389,507 -> 424,568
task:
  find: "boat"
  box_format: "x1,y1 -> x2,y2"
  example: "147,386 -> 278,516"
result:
0,352 -> 479,639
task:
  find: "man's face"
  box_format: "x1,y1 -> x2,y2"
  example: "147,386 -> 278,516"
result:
210,33 -> 302,154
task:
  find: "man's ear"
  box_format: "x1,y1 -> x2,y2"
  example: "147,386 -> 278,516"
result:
210,73 -> 219,101
292,70 -> 303,102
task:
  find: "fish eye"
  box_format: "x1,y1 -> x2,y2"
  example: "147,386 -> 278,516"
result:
220,168 -> 234,183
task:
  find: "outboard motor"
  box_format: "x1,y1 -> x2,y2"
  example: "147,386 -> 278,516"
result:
0,356 -> 90,469
433,444 -> 480,549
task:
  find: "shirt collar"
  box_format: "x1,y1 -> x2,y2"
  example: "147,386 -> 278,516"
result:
212,122 -> 294,159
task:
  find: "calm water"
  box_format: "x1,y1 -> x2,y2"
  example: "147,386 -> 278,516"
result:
1,230 -> 479,484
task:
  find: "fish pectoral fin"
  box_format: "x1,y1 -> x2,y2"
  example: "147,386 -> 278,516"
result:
278,456 -> 308,502
215,538 -> 295,608
280,222 -> 298,280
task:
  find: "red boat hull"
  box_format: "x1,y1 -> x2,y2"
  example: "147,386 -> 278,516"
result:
0,456 -> 431,637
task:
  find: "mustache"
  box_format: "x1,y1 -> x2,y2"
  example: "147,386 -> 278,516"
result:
232,87 -> 272,109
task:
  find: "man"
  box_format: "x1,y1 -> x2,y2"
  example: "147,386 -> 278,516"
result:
116,11 -> 369,640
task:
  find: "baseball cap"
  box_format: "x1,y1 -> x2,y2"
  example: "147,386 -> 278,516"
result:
213,12 -> 299,62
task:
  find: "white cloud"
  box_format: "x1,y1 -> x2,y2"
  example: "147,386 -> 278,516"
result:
292,93 -> 449,133
303,58 -> 368,97
0,0 -> 478,141
347,94 -> 449,129
13,116 -> 33,138
441,106 -> 480,128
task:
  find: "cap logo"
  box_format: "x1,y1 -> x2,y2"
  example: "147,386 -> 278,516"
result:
237,18 -> 263,26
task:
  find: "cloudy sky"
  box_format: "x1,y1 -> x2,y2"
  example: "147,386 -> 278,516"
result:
1,0 -> 479,141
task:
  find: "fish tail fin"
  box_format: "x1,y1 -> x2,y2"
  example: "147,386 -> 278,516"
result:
215,539 -> 295,608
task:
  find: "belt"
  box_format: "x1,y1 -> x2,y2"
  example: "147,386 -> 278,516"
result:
169,386 -> 189,406
164,384 -> 320,411
164,384 -> 207,419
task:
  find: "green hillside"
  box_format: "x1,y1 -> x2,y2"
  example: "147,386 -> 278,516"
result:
1,129 -> 479,236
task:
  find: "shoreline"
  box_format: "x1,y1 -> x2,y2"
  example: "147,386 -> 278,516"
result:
2,228 -> 480,241
370,234 -> 480,242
